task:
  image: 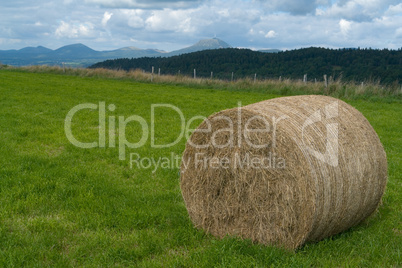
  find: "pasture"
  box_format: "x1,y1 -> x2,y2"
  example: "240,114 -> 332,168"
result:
0,69 -> 400,267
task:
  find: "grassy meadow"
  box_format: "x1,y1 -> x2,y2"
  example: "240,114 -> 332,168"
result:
0,68 -> 400,267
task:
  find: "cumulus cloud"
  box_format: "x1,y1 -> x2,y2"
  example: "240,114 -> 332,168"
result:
101,11 -> 113,26
0,0 -> 401,51
84,0 -> 201,9
265,30 -> 277,38
339,19 -> 352,36
319,0 -> 402,21
127,13 -> 145,28
0,38 -> 22,47
258,0 -> 331,15
145,9 -> 196,33
55,21 -> 95,38
396,27 -> 402,38
385,3 -> 402,16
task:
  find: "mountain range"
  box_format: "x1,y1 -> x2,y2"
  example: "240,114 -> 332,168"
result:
0,38 -> 274,67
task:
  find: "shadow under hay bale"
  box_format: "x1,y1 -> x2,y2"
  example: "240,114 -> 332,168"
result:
180,95 -> 387,250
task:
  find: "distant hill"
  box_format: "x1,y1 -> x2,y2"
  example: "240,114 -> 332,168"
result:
0,43 -> 165,67
258,49 -> 281,53
101,47 -> 164,59
166,38 -> 231,56
52,43 -> 100,58
18,46 -> 53,54
0,38 -> 234,67
90,47 -> 402,84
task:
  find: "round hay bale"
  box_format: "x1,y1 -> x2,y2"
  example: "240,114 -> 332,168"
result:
180,95 -> 387,250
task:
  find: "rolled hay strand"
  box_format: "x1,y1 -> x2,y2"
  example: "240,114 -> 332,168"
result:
180,95 -> 387,250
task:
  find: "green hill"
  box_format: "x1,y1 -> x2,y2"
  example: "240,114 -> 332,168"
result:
90,47 -> 402,84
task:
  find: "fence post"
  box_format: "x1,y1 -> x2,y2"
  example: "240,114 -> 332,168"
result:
158,68 -> 160,76
194,69 -> 196,79
303,74 -> 307,83
324,74 -> 328,88
151,66 -> 154,82
231,72 -> 234,82
211,71 -> 213,79
254,73 -> 257,84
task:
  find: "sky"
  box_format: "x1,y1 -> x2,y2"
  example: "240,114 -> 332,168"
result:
0,0 -> 401,51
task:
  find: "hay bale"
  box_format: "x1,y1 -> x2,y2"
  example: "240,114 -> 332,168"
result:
180,95 -> 387,250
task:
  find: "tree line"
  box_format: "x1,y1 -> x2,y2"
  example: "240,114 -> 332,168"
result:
89,47 -> 402,84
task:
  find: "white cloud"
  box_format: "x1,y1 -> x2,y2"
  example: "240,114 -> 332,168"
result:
84,0 -> 201,9
0,0 -> 401,51
119,9 -> 146,28
145,9 -> 196,33
339,19 -> 352,36
55,21 -> 95,38
259,0 -> 329,15
385,3 -> 402,16
320,0 -> 402,21
396,27 -> 402,38
101,11 -> 113,27
265,30 -> 277,38
0,38 -> 22,46
217,9 -> 229,18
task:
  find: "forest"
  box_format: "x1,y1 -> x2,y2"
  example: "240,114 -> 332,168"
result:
90,47 -> 402,84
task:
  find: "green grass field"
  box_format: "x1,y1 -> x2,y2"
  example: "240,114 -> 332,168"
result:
0,69 -> 400,267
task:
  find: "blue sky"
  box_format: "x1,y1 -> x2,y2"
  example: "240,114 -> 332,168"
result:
0,0 -> 401,51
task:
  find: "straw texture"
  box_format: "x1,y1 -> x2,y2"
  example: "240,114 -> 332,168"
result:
180,95 -> 387,249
